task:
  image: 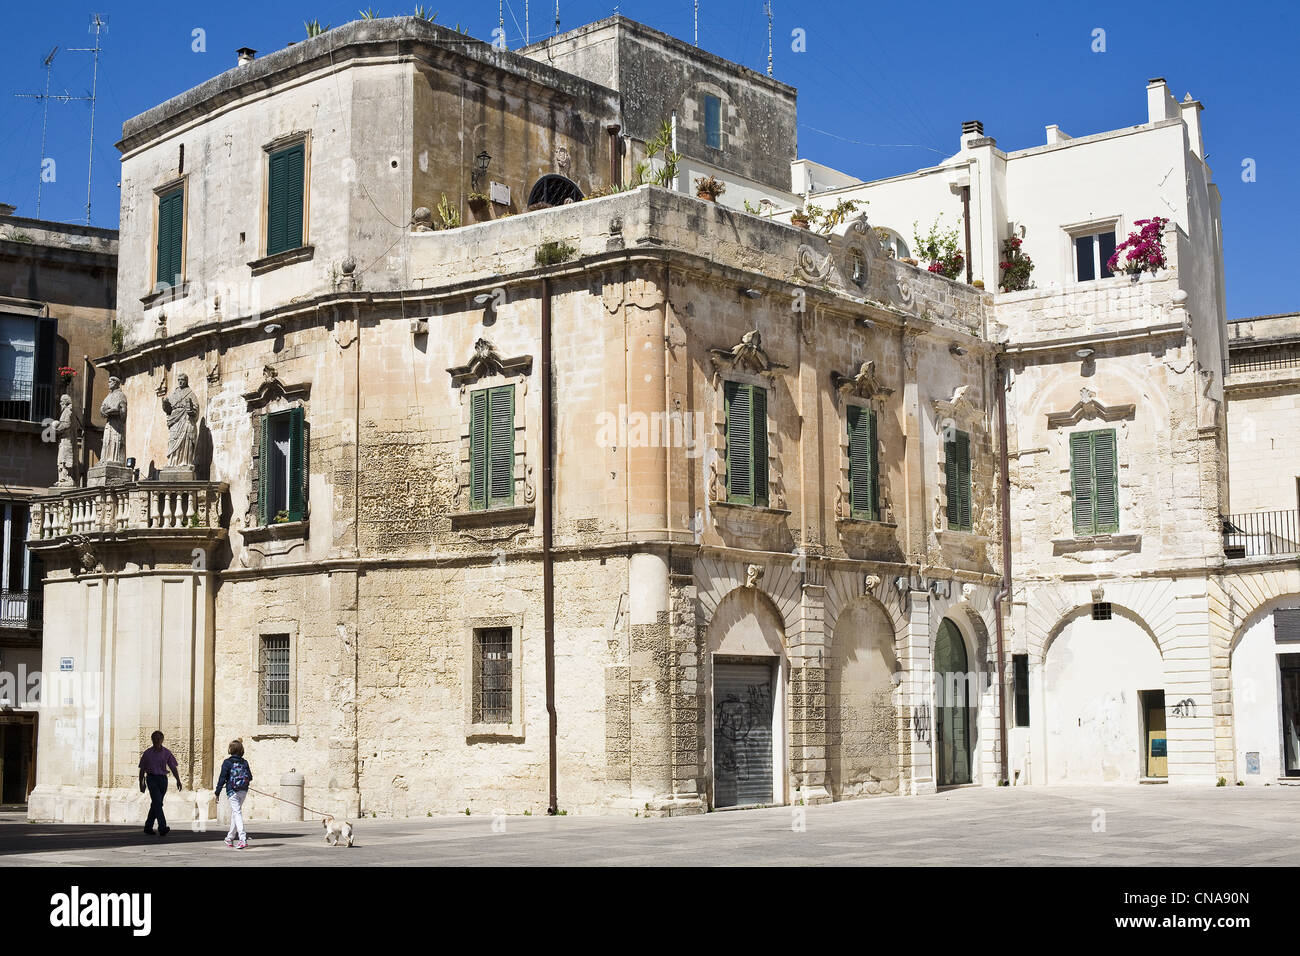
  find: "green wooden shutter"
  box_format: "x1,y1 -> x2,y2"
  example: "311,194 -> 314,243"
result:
488,385 -> 515,507
1069,431 -> 1094,535
946,430 -> 972,531
848,405 -> 877,520
287,406 -> 306,521
1093,429 -> 1119,533
725,381 -> 752,505
470,389 -> 488,510
752,386 -> 768,507
267,144 -> 304,256
957,430 -> 972,531
257,415 -> 270,526
156,188 -> 183,286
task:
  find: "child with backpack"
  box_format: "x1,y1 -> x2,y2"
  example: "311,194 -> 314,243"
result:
214,739 -> 254,848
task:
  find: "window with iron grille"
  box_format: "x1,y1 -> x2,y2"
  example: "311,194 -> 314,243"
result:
1092,602 -> 1112,621
260,634 -> 291,724
474,628 -> 513,724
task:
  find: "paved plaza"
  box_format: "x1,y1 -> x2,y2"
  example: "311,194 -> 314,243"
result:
2,785 -> 1298,866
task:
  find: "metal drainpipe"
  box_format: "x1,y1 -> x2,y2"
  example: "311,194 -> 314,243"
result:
542,275 -> 558,815
994,349 -> 1012,785
962,185 -> 973,285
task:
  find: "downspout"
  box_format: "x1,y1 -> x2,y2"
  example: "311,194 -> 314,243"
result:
994,348 -> 1011,785
542,275 -> 558,814
961,185 -> 973,285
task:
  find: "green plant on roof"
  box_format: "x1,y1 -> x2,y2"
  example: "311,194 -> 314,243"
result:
359,7 -> 378,18
435,193 -> 461,229
535,240 -> 576,266
629,119 -> 681,189
413,5 -> 438,20
305,19 -> 331,37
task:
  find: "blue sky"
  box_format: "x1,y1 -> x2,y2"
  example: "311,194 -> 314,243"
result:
0,0 -> 1293,317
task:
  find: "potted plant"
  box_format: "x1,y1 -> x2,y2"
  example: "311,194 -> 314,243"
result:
912,217 -> 964,280
272,510 -> 291,525
694,175 -> 726,202
467,191 -> 489,211
998,235 -> 1034,292
790,208 -> 811,230
57,365 -> 78,389
1107,216 -> 1169,278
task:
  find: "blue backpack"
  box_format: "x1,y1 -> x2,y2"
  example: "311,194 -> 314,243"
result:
228,759 -> 251,792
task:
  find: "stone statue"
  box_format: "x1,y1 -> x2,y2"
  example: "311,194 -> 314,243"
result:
161,372 -> 199,473
99,376 -> 127,464
55,394 -> 75,487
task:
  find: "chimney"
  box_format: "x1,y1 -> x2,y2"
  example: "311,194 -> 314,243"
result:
1146,77 -> 1178,123
961,119 -> 985,150
237,47 -> 257,66
1180,93 -> 1205,159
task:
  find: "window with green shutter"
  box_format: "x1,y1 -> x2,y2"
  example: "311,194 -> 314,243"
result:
847,404 -> 878,520
1069,428 -> 1118,536
266,142 -> 306,256
945,429 -> 972,532
155,187 -> 184,288
724,381 -> 769,507
258,407 -> 308,525
470,385 -> 515,510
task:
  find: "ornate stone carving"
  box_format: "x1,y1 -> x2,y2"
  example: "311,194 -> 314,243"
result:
796,244 -> 834,282
933,384 -> 980,430
708,329 -> 787,385
744,564 -> 764,589
831,360 -> 895,402
243,364 -> 311,411
1045,395 -> 1137,429
99,377 -> 127,464
961,582 -> 975,602
161,373 -> 200,473
1091,583 -> 1105,603
67,534 -> 102,575
447,338 -> 533,388
54,395 -> 75,488
864,573 -> 881,593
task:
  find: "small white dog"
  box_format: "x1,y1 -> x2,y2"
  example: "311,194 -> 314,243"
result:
322,814 -> 354,847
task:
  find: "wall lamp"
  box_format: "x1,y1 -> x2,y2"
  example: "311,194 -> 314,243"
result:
949,343 -> 967,356
264,323 -> 282,335
471,150 -> 492,192
741,288 -> 763,299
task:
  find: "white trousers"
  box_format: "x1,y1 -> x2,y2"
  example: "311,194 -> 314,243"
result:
225,789 -> 247,841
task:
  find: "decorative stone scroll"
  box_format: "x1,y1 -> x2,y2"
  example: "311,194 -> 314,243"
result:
830,360 -> 894,402
243,364 -> 312,411
708,329 -> 787,386
447,338 -> 533,390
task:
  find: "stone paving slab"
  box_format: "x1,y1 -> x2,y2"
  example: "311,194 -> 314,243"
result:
2,785 -> 1298,866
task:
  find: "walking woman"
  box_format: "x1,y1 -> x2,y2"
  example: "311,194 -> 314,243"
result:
213,739 -> 254,848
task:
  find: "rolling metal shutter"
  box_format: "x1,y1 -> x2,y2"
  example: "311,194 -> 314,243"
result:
1276,607 -> 1300,643
713,661 -> 775,808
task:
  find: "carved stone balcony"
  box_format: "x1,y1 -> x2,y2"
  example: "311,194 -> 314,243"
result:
26,481 -> 229,569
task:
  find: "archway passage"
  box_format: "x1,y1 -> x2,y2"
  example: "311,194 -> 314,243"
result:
1043,609 -> 1164,783
935,618 -> 972,786
828,600 -> 899,798
526,174 -> 583,208
707,587 -> 786,809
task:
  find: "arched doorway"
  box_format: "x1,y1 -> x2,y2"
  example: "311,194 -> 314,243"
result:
935,618 -> 973,786
1043,606 -> 1164,783
1230,599 -> 1300,783
828,599 -> 899,798
706,587 -> 786,809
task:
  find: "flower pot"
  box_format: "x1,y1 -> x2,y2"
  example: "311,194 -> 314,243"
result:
791,216 -> 810,230
696,190 -> 719,202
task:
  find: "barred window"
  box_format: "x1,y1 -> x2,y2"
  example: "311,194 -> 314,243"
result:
260,634 -> 291,724
473,628 -> 512,724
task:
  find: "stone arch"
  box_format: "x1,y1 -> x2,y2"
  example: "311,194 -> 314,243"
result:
695,555 -> 802,636
1023,579 -> 1179,663
823,567 -> 907,645
826,594 -> 900,799
703,583 -> 789,809
1038,600 -> 1166,784
932,614 -> 978,786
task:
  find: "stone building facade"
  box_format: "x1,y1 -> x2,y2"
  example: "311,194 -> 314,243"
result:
0,208 -> 117,807
23,15 -> 1298,824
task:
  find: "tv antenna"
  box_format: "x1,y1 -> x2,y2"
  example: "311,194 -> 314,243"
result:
695,1 -> 699,46
67,14 -> 108,225
764,2 -> 773,77
11,46 -> 68,218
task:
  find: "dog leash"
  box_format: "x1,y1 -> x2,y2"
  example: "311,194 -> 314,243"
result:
241,785 -> 332,819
